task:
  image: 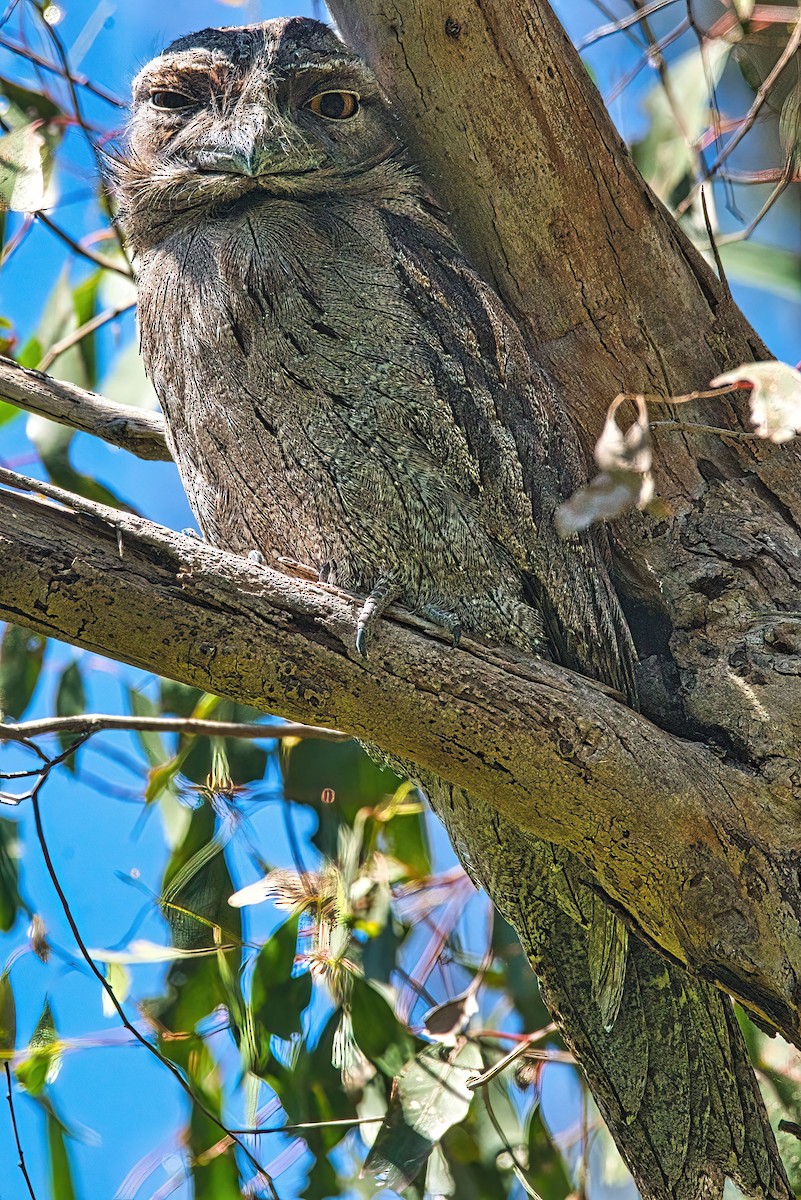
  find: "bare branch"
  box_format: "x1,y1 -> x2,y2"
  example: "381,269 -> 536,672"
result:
0,356 -> 169,461
0,32 -> 125,107
1,714 -> 349,743
27,762 -> 279,1197
36,303 -> 135,373
3,1064 -> 37,1200
35,212 -> 132,279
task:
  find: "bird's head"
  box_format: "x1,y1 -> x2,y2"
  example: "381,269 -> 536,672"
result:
115,17 -> 408,249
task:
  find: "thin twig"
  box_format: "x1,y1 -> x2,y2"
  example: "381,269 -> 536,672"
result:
579,0 -> 679,48
36,303 -> 135,373
1,734 -> 91,804
605,18 -> 689,107
707,13 -> 801,173
650,419 -> 761,440
1,714 -> 349,744
700,185 -> 732,302
35,212 -> 131,278
29,767 -> 280,1199
482,1086 -> 540,1199
0,466 -> 132,525
227,1114 -> 385,1135
468,1025 -> 567,1090
33,8 -> 131,266
4,1062 -> 37,1200
0,32 -> 124,106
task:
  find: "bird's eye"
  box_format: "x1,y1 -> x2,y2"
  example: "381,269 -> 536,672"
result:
305,90 -> 360,121
150,90 -> 194,111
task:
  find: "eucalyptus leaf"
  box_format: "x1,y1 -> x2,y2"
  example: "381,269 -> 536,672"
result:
363,1040 -> 482,1190
0,970 -> 15,1055
0,819 -> 22,933
0,624 -> 47,719
47,1109 -> 77,1200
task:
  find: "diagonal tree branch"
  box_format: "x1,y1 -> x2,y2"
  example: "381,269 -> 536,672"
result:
0,480 -> 799,1048
0,355 -> 169,461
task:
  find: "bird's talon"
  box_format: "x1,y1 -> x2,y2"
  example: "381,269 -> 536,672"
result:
354,575 -> 400,659
421,603 -> 463,647
248,549 -> 266,565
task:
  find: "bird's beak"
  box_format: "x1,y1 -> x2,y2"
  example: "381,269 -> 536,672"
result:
195,148 -> 262,177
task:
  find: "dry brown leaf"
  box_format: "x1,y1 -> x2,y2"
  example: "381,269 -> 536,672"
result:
711,361 -> 801,444
555,395 -> 654,535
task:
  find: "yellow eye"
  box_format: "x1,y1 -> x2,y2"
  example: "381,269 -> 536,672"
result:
150,90 -> 193,111
305,91 -> 360,120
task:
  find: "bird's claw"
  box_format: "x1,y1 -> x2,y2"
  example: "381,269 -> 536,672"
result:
355,575 -> 400,659
248,549 -> 266,565
421,603 -> 462,647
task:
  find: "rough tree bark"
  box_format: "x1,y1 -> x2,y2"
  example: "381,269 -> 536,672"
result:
1,2 -> 800,1195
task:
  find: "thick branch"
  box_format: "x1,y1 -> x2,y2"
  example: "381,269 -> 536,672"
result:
0,354 -> 169,461
0,483 -> 799,1046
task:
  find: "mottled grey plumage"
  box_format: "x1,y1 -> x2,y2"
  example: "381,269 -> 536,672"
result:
119,17 -> 634,691
117,18 -> 791,1199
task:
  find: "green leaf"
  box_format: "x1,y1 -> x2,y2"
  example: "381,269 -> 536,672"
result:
185,1042 -> 244,1200
379,793 -> 431,879
350,976 -> 414,1077
152,805 -> 242,1053
161,806 -> 240,952
0,123 -> 52,212
0,78 -> 63,212
263,1011 -> 355,1157
253,914 -> 300,985
191,1149 -> 243,1200
15,998 -> 60,1096
0,623 -> 47,719
0,819 -> 22,932
102,962 -> 130,1016
526,1108 -> 573,1199
718,242 -> 801,303
128,686 -> 169,766
19,271 -> 132,508
19,268 -> 100,387
100,340 -> 158,411
0,970 -> 15,1055
55,660 -> 87,766
0,76 -> 62,128
159,679 -> 206,718
363,1040 -> 482,1190
0,399 -> 21,427
633,40 -> 732,203
283,739 -> 400,859
249,915 -> 312,1048
46,1109 -> 76,1200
